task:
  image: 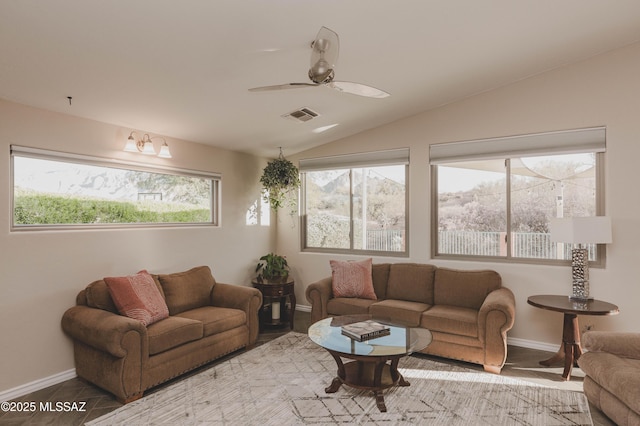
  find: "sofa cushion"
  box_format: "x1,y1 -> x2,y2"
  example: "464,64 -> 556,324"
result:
386,263 -> 436,305
85,280 -> 118,313
85,275 -> 165,314
371,263 -> 390,300
421,305 -> 479,338
176,306 -> 247,337
370,299 -> 431,327
158,266 -> 216,315
434,268 -> 501,310
327,297 -> 377,316
147,316 -> 203,355
104,271 -> 170,326
330,258 -> 377,300
578,352 -> 640,415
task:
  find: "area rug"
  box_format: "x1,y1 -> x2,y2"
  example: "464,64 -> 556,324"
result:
87,332 -> 592,425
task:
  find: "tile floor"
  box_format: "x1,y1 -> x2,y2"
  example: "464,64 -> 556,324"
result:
1,311 -> 615,425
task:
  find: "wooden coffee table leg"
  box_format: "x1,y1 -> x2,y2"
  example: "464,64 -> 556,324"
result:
326,351 -> 345,393
325,377 -> 342,393
390,357 -> 410,387
374,390 -> 387,412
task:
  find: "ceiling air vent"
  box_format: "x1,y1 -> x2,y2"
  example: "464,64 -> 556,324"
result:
282,107 -> 320,123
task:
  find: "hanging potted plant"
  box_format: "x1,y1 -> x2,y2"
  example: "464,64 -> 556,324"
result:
255,253 -> 290,283
260,148 -> 300,210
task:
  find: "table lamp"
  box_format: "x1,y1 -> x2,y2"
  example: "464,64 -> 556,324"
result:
549,216 -> 612,300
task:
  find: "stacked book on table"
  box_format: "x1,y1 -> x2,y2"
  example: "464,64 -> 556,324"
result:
341,320 -> 390,341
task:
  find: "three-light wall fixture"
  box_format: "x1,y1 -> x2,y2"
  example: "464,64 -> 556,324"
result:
124,131 -> 172,158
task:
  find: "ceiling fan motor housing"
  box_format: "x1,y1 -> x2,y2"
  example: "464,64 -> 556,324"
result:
309,67 -> 334,84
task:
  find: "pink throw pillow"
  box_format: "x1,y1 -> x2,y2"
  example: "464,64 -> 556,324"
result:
330,259 -> 377,300
104,270 -> 169,326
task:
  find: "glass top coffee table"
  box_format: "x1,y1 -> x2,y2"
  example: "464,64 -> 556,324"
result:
308,314 -> 432,412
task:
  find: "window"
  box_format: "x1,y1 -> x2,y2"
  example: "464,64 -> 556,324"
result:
11,146 -> 220,230
430,128 -> 606,264
301,149 -> 409,255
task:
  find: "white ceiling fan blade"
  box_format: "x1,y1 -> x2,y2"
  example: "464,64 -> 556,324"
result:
327,81 -> 390,98
249,83 -> 319,92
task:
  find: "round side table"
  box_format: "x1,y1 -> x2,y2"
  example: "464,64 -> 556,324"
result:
252,279 -> 296,330
527,294 -> 619,381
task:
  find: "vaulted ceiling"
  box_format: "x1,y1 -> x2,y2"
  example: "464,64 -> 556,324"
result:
2,1 -> 640,157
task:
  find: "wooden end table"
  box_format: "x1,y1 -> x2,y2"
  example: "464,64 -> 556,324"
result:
252,279 -> 295,330
527,294 -> 619,381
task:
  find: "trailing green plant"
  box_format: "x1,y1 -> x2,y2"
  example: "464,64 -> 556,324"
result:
255,253 -> 289,282
259,148 -> 300,210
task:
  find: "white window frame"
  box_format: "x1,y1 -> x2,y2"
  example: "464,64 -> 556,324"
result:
11,145 -> 221,231
430,127 -> 607,265
300,148 -> 410,256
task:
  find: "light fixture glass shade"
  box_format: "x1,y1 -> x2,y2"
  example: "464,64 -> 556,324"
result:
141,140 -> 156,155
124,136 -> 139,152
157,143 -> 172,158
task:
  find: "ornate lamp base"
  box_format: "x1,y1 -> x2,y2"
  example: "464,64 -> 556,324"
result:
570,248 -> 593,301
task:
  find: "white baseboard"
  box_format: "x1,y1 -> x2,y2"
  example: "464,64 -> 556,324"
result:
295,304 -> 311,313
507,337 -> 559,353
0,369 -> 76,402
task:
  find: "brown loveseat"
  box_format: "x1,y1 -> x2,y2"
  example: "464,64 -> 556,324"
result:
306,263 -> 516,373
577,331 -> 640,426
61,266 -> 262,403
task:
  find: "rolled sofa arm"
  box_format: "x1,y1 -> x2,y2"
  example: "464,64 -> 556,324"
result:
478,287 -> 516,338
305,277 -> 333,324
477,287 -> 516,371
61,305 -> 147,358
212,283 -> 262,345
583,331 -> 640,360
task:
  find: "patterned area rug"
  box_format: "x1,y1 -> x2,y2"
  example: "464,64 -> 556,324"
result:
87,332 -> 592,425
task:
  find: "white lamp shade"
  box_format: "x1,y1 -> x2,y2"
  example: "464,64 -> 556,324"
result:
157,143 -> 172,158
124,137 -> 139,152
141,140 -> 156,155
549,216 -> 612,244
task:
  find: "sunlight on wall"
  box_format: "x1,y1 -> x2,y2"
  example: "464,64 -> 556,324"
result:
246,193 -> 270,226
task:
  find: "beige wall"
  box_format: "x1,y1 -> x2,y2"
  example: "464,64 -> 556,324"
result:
0,100 -> 274,393
280,42 -> 640,349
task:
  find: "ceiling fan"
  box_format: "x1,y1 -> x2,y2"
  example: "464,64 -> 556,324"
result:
249,26 -> 390,99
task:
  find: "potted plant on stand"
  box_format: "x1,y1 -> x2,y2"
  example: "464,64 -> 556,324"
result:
253,253 -> 295,329
255,253 -> 290,283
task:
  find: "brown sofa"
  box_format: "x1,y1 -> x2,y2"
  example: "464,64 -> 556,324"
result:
61,266 -> 262,403
578,331 -> 640,426
306,263 -> 516,373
